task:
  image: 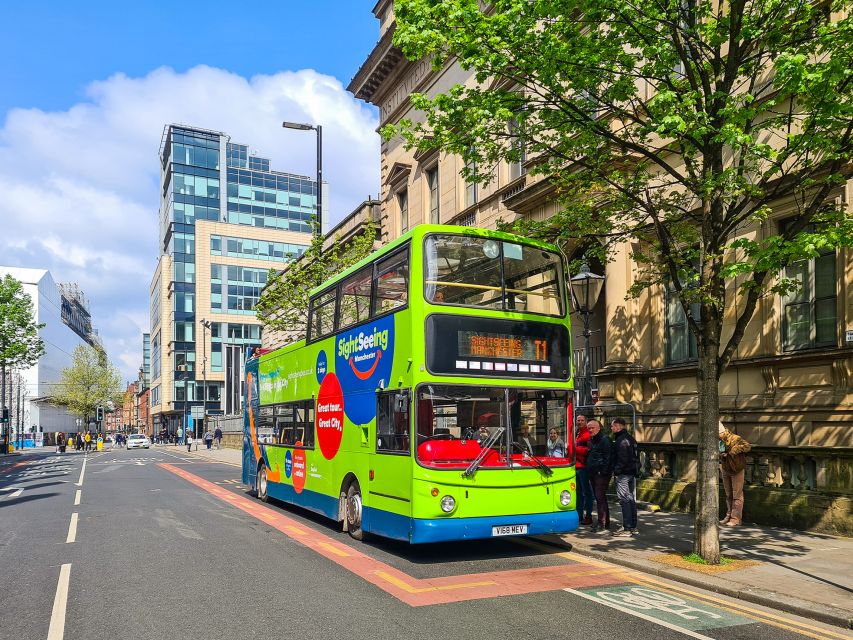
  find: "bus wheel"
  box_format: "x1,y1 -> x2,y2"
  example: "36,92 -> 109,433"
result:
345,482 -> 363,541
257,465 -> 269,503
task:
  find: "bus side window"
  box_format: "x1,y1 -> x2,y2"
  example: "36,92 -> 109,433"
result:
373,249 -> 409,316
301,402 -> 315,448
376,390 -> 410,454
308,288 -> 337,340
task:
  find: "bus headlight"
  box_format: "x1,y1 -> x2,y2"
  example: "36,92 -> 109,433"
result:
440,495 -> 456,513
560,490 -> 572,506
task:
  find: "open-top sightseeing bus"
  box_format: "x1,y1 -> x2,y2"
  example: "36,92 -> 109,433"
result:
242,224 -> 577,543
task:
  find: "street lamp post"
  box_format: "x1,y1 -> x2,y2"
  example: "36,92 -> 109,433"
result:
200,319 -> 212,440
570,263 -> 605,407
282,121 -> 322,236
177,363 -> 189,445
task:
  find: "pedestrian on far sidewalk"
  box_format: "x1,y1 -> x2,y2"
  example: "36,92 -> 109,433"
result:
719,422 -> 751,527
186,434 -> 193,452
610,418 -> 640,536
585,419 -> 612,533
575,414 -> 593,526
203,429 -> 213,450
214,426 -> 222,450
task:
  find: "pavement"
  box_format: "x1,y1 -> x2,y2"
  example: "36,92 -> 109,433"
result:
124,445 -> 853,629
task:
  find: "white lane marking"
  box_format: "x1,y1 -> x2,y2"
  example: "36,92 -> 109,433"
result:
65,513 -> 78,544
564,588 -> 716,640
1,487 -> 24,500
47,563 -> 71,640
75,458 -> 87,487
74,490 -> 81,506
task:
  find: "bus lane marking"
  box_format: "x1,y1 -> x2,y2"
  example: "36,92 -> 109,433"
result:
629,576 -> 853,640
160,462 -> 629,607
521,538 -> 843,640
565,587 -> 717,640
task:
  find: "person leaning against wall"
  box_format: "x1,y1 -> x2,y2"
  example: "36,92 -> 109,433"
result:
718,421 -> 752,527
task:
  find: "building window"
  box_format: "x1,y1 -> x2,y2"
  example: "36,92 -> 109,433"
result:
426,167 -> 439,224
464,151 -> 478,209
398,189 -> 409,234
666,291 -> 699,365
781,224 -> 837,351
210,265 -> 267,315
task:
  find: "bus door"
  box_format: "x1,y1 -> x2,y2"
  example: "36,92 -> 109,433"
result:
369,389 -> 414,536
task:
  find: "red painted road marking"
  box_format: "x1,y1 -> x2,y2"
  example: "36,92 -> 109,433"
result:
160,462 -> 628,606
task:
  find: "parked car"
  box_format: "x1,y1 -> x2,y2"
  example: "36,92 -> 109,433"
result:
126,434 -> 151,450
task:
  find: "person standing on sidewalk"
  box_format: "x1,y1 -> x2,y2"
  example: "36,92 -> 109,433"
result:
585,419 -> 612,533
575,414 -> 593,526
214,426 -> 222,450
186,434 -> 193,452
610,418 -> 640,536
203,429 -> 214,450
719,422 -> 751,526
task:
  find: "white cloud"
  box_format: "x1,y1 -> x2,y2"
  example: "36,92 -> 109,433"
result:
0,65 -> 380,381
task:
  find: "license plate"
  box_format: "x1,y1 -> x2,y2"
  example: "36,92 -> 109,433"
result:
491,524 -> 528,537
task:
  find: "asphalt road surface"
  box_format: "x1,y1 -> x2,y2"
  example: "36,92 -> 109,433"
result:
1,448 -> 849,640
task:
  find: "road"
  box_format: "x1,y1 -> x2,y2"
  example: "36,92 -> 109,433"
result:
1,447 -> 849,640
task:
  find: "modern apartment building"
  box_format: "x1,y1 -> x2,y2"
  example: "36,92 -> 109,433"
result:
348,2 -> 853,532
149,124 -> 316,437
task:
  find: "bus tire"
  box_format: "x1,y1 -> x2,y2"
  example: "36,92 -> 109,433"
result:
345,482 -> 364,541
256,464 -> 269,503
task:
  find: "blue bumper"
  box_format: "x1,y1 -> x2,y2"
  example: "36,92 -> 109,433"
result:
410,509 -> 579,544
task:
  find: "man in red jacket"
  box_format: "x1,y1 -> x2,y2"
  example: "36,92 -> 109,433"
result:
575,414 -> 593,525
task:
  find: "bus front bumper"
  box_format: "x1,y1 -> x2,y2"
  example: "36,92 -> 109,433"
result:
410,510 -> 579,544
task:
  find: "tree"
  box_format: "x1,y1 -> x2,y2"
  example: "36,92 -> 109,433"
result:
386,0 -> 853,562
256,222 -> 378,341
0,274 -> 45,451
51,345 -> 123,427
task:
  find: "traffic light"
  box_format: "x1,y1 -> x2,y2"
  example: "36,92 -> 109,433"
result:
96,406 -> 104,422
0,408 -> 8,424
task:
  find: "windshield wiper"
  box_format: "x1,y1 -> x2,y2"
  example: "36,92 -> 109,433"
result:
511,442 -> 554,476
463,427 -> 505,478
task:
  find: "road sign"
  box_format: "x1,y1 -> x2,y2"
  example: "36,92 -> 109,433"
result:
190,406 -> 205,419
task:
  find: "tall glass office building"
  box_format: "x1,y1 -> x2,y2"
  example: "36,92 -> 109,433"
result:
149,124 -> 316,436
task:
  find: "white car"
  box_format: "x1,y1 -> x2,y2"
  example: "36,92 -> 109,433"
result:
126,434 -> 151,450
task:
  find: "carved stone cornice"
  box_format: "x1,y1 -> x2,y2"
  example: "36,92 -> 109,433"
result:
347,27 -> 404,104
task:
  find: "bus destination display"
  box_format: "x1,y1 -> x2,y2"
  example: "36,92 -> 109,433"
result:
460,332 -> 548,362
427,315 -> 569,380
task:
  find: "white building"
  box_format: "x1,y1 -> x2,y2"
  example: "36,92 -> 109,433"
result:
0,267 -> 102,439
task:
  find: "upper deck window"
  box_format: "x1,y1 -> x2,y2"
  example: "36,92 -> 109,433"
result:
373,249 -> 409,316
424,235 -> 564,316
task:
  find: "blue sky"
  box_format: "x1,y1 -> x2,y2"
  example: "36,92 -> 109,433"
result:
0,2 -> 383,381
0,1 -> 378,115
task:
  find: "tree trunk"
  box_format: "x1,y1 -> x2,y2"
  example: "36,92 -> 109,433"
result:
694,340 -> 721,564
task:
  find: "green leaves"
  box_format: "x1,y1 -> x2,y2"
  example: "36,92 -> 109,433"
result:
50,345 -> 123,420
389,0 -> 853,373
0,274 -> 45,370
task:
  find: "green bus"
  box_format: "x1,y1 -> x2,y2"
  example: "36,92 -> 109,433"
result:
242,225 -> 578,543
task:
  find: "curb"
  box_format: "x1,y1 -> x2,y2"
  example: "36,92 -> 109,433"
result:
566,543 -> 853,630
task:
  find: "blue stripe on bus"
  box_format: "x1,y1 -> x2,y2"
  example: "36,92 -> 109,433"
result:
266,482 -> 340,522
409,510 -> 579,544
255,480 -> 577,545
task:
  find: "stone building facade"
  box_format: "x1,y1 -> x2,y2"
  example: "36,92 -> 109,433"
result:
348,1 -> 853,533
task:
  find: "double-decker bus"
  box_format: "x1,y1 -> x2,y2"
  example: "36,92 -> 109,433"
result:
242,225 -> 577,543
